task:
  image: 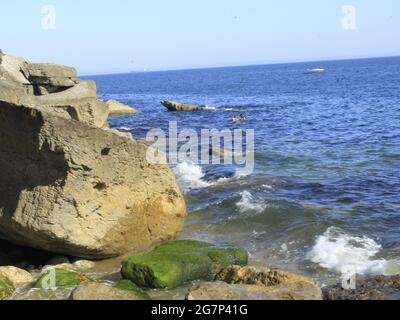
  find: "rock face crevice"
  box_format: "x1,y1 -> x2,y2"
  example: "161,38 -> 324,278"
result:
0,52 -> 186,259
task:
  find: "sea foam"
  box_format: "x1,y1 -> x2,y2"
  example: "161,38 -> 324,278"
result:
236,191 -> 266,213
173,161 -> 210,192
308,227 -> 388,276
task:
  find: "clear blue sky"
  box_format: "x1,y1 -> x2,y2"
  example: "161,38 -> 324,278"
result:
1,0 -> 399,75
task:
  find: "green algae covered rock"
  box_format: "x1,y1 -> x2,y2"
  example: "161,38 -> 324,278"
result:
114,280 -> 151,299
121,240 -> 248,289
34,268 -> 91,289
0,276 -> 15,300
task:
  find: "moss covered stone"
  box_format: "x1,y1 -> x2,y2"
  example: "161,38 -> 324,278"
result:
114,280 -> 151,299
34,268 -> 90,289
0,276 -> 15,300
121,240 -> 248,289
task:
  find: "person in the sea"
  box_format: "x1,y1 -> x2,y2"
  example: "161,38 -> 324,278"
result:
231,115 -> 238,124
239,114 -> 248,121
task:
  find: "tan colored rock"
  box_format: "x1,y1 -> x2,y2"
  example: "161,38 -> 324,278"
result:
25,63 -> 77,79
215,265 -> 315,287
71,282 -> 146,300
187,281 -> 322,300
0,101 -> 186,259
0,266 -> 33,286
104,128 -> 133,140
106,99 -> 140,116
0,55 -> 30,84
161,100 -> 205,111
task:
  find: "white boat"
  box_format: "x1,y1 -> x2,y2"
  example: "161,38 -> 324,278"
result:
304,68 -> 325,74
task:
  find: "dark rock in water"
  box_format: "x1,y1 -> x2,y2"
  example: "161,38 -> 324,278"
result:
160,100 -> 205,111
121,240 -> 248,289
323,275 -> 400,300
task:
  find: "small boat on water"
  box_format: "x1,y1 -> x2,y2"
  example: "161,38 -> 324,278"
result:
304,68 -> 325,74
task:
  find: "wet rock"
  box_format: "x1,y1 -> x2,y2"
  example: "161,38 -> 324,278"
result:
323,274 -> 400,300
35,268 -> 91,289
106,99 -> 140,116
0,266 -> 33,286
0,101 -> 186,259
71,282 -> 147,300
187,280 -> 322,300
121,240 -> 248,289
161,100 -> 205,111
0,275 -> 15,300
215,265 -> 315,287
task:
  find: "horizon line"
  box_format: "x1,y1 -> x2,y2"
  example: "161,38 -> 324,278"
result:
81,54 -> 400,77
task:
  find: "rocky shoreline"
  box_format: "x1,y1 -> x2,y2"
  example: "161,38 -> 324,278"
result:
0,52 -> 398,300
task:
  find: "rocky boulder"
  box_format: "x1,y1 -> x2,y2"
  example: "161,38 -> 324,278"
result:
106,99 -> 140,116
187,266 -> 322,300
0,101 -> 186,259
0,53 -> 110,128
215,265 -> 316,287
187,280 -> 322,300
121,240 -> 248,289
71,282 -> 148,300
24,63 -> 78,94
323,274 -> 400,300
0,266 -> 33,287
161,100 -> 205,112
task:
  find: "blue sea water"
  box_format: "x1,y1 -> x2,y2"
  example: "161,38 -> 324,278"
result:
87,57 -> 400,284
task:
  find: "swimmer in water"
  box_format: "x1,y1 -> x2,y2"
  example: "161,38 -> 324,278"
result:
240,114 -> 248,121
232,115 -> 238,124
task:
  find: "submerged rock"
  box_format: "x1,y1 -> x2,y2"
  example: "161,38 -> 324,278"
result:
35,268 -> 91,289
71,282 -> 147,300
323,274 -> 400,300
0,275 -> 15,300
0,101 -> 186,259
215,265 -> 315,287
187,280 -> 322,300
121,240 -> 248,289
161,100 -> 205,111
106,99 -> 140,116
0,266 -> 33,287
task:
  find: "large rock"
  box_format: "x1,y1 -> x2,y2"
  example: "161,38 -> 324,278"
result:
106,99 -> 140,116
215,265 -> 315,287
24,63 -> 78,93
0,53 -> 109,129
160,100 -> 205,112
323,274 -> 400,300
0,101 -> 186,259
186,265 -> 323,300
121,240 -> 248,289
0,55 -> 30,84
71,282 -> 147,300
187,280 -> 322,300
0,266 -> 33,286
25,63 -> 77,79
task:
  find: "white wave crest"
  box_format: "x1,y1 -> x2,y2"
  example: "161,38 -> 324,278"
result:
236,191 -> 266,213
173,162 -> 210,192
308,227 -> 388,276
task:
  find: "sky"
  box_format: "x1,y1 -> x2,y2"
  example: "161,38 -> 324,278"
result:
1,0 -> 399,75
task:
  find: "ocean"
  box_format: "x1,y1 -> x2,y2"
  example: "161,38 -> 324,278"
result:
87,57 -> 400,285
